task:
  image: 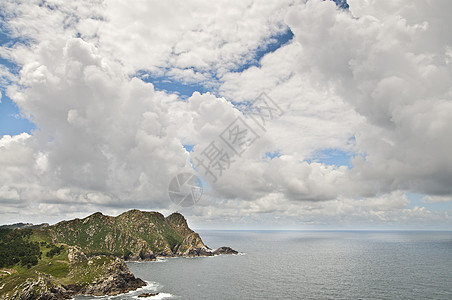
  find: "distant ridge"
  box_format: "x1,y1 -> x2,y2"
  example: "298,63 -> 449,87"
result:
0,222 -> 49,229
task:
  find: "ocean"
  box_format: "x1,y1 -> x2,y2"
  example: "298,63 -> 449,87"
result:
76,230 -> 452,299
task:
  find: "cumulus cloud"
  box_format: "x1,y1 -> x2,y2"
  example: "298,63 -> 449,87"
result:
282,0 -> 452,196
96,0 -> 296,79
1,0 -> 296,82
1,38 -> 192,222
219,0 -> 452,200
0,0 -> 451,228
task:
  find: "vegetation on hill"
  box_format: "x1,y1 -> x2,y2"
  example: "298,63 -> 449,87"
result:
0,210 -> 213,299
0,229 -> 41,269
45,210 -> 208,258
0,242 -> 144,299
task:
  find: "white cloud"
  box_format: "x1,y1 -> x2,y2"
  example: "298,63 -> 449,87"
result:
0,0 -> 451,228
189,190 -> 451,229
0,0 -> 294,82
1,38 -> 193,220
220,0 -> 452,199
422,195 -> 452,204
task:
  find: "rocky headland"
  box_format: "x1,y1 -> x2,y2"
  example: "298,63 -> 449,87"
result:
0,210 -> 237,299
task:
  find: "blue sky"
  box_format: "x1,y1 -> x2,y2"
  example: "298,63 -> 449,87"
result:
0,27 -> 36,136
137,28 -> 295,99
307,148 -> 353,168
0,95 -> 36,136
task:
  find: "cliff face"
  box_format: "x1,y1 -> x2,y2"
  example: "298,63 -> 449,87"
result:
46,210 -> 209,260
0,210 -> 237,299
7,247 -> 145,300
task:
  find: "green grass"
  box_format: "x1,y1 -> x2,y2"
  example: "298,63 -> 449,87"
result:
0,240 -> 116,298
0,271 -> 37,294
0,237 -> 71,297
0,210 -> 203,298
37,260 -> 69,278
64,255 -> 115,286
45,210 -> 192,257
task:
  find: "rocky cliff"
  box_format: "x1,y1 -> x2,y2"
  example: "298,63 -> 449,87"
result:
6,247 -> 145,300
0,210 -> 237,300
45,210 -> 211,260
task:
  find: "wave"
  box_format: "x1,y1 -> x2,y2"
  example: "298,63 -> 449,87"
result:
154,257 -> 168,263
130,281 -> 174,299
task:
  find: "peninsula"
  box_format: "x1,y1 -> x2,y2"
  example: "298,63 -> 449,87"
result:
0,210 -> 237,299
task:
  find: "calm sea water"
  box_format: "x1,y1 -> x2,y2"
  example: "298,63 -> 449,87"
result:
77,231 -> 452,299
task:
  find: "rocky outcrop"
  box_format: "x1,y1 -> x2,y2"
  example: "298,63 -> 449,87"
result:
163,213 -> 239,257
76,258 -> 145,296
8,255 -> 145,300
10,273 -> 69,300
138,292 -> 159,298
165,212 -> 195,237
181,246 -> 239,256
125,249 -> 156,261
213,246 -> 239,255
67,246 -> 87,263
174,232 -> 210,256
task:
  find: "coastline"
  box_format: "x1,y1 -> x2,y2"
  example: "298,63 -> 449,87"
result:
0,211 -> 238,299
1,246 -> 239,299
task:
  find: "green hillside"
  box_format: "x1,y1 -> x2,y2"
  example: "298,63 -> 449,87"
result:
0,210 -> 212,299
45,209 -> 209,258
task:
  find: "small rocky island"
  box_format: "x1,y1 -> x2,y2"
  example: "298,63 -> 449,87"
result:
0,210 -> 237,299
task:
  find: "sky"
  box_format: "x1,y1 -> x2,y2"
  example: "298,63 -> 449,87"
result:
0,0 -> 451,230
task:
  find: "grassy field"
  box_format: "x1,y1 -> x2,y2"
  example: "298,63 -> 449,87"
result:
0,239 -> 70,295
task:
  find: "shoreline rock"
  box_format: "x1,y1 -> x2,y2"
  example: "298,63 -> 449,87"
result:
213,246 -> 239,255
76,258 -> 146,296
138,292 -> 159,298
124,246 -> 239,261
